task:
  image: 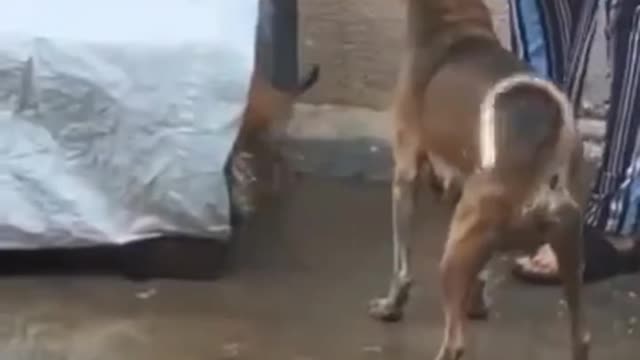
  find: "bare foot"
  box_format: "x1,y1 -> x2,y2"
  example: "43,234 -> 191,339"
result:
514,244 -> 559,278
513,231 -> 639,284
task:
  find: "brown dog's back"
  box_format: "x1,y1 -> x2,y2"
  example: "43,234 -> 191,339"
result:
420,37 -> 573,190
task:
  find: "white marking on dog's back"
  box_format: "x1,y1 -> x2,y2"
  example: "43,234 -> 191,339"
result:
478,73 -> 575,171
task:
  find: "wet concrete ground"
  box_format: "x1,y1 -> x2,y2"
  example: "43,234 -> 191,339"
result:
0,173 -> 639,360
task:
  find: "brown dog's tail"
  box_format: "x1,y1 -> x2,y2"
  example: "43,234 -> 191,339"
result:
478,73 -> 578,186
294,64 -> 320,95
239,64 -> 320,141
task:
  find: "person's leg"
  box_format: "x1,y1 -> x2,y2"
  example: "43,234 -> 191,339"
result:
586,0 -> 640,232
605,1 -> 621,77
515,0 -> 640,284
564,0 -> 600,107
611,158 -> 640,240
596,0 -> 640,248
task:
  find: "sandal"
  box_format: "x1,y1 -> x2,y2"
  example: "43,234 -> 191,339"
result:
512,225 -> 640,285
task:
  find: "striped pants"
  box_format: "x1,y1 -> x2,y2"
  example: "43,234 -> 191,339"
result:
508,0 -> 640,238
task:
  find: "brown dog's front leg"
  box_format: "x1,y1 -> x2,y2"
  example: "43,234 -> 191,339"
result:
369,157 -> 419,322
549,203 -> 590,360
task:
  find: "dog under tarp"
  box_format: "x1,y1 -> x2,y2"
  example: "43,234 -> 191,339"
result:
0,0 -> 259,249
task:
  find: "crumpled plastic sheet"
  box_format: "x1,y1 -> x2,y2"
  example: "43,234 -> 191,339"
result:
0,0 -> 257,249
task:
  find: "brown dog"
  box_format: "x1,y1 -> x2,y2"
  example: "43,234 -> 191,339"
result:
368,1 -> 590,360
228,0 -> 320,221
228,63 -> 319,219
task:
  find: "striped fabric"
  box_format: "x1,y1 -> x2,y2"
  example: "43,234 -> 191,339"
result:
595,0 -> 640,237
509,0 -> 552,78
509,0 -> 640,240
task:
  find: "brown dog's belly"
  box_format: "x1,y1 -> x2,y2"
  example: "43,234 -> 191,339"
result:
415,84 -> 482,200
418,67 -> 489,188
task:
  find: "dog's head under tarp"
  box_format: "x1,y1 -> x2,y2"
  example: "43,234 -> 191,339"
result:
0,0 -> 258,249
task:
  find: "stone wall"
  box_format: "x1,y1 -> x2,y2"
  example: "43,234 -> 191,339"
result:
298,0 -> 608,110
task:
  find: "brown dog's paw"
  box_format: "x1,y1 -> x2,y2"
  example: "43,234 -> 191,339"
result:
466,303 -> 489,320
228,151 -> 259,218
466,279 -> 490,320
435,346 -> 464,360
368,298 -> 404,322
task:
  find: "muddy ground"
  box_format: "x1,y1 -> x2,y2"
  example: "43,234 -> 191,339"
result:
0,164 -> 638,359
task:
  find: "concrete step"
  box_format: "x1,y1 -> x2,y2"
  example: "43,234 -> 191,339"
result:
286,104 -> 605,162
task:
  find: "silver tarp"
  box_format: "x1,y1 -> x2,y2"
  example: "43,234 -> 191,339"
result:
0,0 -> 258,249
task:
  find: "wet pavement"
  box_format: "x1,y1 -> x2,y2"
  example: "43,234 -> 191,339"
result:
0,173 -> 639,360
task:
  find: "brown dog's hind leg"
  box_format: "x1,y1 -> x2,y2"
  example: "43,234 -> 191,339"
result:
548,203 -> 590,360
369,146 -> 421,322
435,186 -> 497,360
466,273 -> 489,320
